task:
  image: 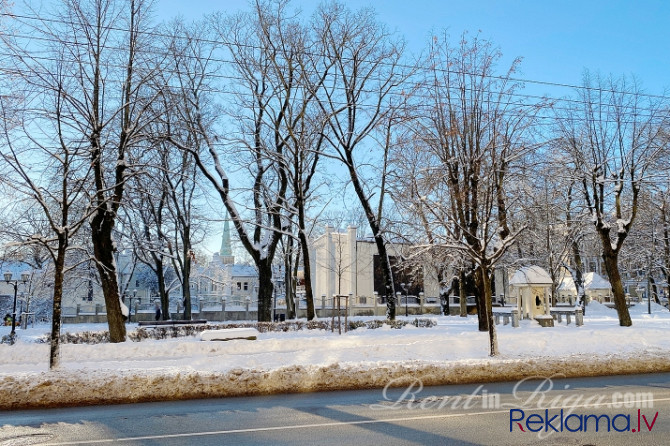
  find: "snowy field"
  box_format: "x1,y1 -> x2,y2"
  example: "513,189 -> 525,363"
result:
1,301 -> 670,409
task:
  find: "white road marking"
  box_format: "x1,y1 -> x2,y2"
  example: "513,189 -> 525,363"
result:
40,396 -> 670,445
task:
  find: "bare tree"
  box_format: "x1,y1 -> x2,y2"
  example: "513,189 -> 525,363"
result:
0,90 -> 91,366
313,2 -> 408,319
164,146 -> 205,320
252,1 -> 331,321
122,160 -> 173,320
658,186 -> 670,296
397,33 -> 540,355
555,73 -> 669,326
162,5 -> 297,322
2,0 -> 163,342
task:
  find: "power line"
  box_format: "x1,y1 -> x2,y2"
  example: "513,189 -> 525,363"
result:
2,10 -> 670,103
2,53 -> 668,124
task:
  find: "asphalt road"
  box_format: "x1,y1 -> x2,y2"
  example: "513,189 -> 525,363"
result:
2,372 -> 670,445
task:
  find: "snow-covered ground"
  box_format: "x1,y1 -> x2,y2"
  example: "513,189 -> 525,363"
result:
1,301 -> 670,409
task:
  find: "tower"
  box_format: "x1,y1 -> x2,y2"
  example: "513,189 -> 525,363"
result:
219,217 -> 235,265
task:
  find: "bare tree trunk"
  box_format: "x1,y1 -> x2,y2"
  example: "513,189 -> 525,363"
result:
377,239 -> 396,319
182,237 -> 192,320
297,203 -> 316,319
257,261 -> 274,322
284,244 -> 293,319
49,241 -> 66,369
156,263 -> 169,320
459,269 -> 467,317
602,247 -> 632,327
289,246 -> 300,320
570,239 -> 586,313
474,268 -> 488,332
91,212 -> 126,342
480,263 -> 498,356
649,275 -> 660,304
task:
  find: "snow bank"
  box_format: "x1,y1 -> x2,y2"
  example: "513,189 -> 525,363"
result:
2,354 -> 669,410
1,304 -> 670,410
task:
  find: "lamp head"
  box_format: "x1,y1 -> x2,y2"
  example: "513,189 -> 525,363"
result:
3,272 -> 12,282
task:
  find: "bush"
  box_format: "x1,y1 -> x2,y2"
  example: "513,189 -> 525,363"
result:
348,320 -> 367,330
386,320 -> 408,329
33,317 -> 435,344
413,318 -> 437,328
365,320 -> 384,329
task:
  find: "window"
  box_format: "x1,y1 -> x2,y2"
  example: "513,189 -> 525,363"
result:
237,282 -> 242,290
244,282 -> 248,291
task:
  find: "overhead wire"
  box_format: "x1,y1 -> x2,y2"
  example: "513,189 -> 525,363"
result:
2,9 -> 670,102
0,11 -> 668,133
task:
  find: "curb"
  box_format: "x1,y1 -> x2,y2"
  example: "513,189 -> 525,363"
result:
2,353 -> 670,410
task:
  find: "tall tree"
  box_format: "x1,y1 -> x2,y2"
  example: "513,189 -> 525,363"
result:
313,2 -> 408,319
0,89 -> 91,367
163,5 -> 296,322
658,186 -> 670,297
397,33 -> 540,355
84,0 -> 161,341
3,0 -> 162,342
122,159 -> 173,321
555,73 -> 669,326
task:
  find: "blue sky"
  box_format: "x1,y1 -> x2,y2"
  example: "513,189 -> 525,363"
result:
154,0 -> 670,255
157,0 -> 670,97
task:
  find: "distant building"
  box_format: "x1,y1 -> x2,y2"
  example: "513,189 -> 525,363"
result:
194,217 -> 259,307
309,225 -> 439,304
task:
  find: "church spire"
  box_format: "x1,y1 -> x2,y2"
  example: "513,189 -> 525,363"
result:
219,215 -> 235,264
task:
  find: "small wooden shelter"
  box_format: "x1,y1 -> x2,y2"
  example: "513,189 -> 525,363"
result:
509,266 -> 553,319
557,271 -> 612,303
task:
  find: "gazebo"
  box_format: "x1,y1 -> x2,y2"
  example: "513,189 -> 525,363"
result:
557,271 -> 612,303
557,275 -> 578,304
509,266 -> 553,319
584,272 -> 612,302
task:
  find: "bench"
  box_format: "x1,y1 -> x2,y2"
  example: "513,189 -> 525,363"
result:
138,319 -> 208,327
492,308 -> 519,327
535,315 -> 555,327
550,308 -> 583,326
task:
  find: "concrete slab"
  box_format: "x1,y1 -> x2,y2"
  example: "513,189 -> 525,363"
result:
200,328 -> 258,341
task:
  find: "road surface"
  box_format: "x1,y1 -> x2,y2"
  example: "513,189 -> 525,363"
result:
2,372 -> 670,445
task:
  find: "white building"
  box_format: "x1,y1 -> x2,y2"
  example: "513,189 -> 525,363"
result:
193,218 -> 259,308
508,265 -> 553,319
557,271 -> 612,303
309,225 -> 439,306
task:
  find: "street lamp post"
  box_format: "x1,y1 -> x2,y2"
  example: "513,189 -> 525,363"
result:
648,255 -> 653,315
133,289 -> 138,321
401,282 -> 412,317
4,271 -> 29,344
127,289 -> 138,322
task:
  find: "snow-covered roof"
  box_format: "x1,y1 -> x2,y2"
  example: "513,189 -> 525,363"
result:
509,266 -> 553,286
226,265 -> 257,277
584,272 -> 611,290
557,276 -> 576,292
558,272 -> 611,291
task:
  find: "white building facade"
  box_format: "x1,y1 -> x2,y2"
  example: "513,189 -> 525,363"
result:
309,225 -> 440,307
